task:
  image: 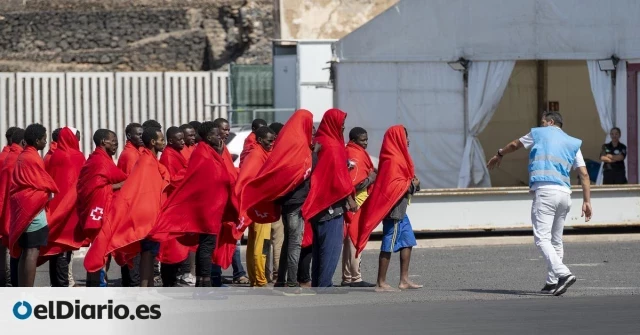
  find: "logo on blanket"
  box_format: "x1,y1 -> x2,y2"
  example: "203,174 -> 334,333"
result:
90,207 -> 104,221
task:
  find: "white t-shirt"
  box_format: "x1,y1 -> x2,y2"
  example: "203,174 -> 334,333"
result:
519,129 -> 585,194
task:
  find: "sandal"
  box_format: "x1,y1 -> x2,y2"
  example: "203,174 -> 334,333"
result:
233,276 -> 250,285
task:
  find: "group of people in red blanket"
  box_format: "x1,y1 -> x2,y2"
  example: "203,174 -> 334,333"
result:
0,108 -> 423,293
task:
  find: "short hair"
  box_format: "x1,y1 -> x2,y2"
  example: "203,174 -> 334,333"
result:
188,121 -> 201,131
5,126 -> 20,142
93,129 -> 115,146
268,122 -> 284,135
142,127 -> 162,147
125,123 -> 143,136
179,124 -> 195,132
543,111 -> 563,128
349,127 -> 367,141
251,118 -> 268,130
198,121 -> 216,141
166,126 -> 183,140
10,128 -> 25,144
213,118 -> 228,128
611,127 -> 621,134
52,128 -> 61,142
255,126 -> 275,140
24,124 -> 47,147
142,120 -> 162,130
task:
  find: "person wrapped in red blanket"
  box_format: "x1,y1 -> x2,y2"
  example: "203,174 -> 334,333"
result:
0,128 -> 25,287
84,127 -> 169,287
301,108 -> 357,288
238,126 -> 275,287
241,110 -> 315,289
356,125 -> 422,292
239,118 -> 268,168
117,123 -> 144,176
77,129 -> 127,286
43,128 -> 61,170
341,126 -> 377,288
39,127 -> 85,287
210,118 -> 252,286
179,123 -> 198,161
0,127 -> 20,165
9,124 -> 59,287
149,121 -> 232,287
157,126 -> 192,287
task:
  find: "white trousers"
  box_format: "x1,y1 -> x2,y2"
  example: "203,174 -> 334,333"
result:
531,189 -> 572,284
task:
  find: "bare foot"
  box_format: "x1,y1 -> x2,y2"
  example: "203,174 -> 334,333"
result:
398,280 -> 423,290
375,283 -> 400,292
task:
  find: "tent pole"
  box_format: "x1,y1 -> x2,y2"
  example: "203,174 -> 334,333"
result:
612,68 -> 617,126
463,70 -> 468,144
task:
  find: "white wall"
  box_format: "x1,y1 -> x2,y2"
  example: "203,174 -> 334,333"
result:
336,61 -> 465,188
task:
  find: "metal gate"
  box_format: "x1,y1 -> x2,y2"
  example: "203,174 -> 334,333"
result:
0,71 -> 229,158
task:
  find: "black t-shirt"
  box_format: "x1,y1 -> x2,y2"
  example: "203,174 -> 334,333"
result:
600,142 -> 626,172
279,152 -> 318,208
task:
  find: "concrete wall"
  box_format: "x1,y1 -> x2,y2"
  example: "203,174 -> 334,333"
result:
0,0 -> 274,71
278,0 -> 398,39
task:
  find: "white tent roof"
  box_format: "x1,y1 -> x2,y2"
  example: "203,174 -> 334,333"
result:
335,0 -> 640,62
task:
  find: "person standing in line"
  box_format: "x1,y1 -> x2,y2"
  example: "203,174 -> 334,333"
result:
266,122 -> 285,283
487,111 -> 592,296
241,110 -> 315,294
9,124 -> 59,287
355,126 -> 421,292
77,129 -> 127,287
179,124 -> 197,162
342,127 -> 377,288
239,118 -> 268,168
157,127 -> 190,287
302,109 -> 358,289
0,128 -> 25,287
238,126 -> 276,287
41,127 -> 86,287
150,122 -> 231,288
599,127 -> 627,185
116,122 -> 144,287
43,128 -> 61,170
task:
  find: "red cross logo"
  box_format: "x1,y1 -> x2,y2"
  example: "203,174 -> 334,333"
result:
90,207 -> 104,221
254,210 -> 269,219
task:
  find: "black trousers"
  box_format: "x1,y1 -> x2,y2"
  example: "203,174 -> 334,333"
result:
160,263 -> 181,287
297,246 -> 312,284
120,254 -> 141,287
48,252 -> 71,287
603,170 -> 627,185
195,234 -> 216,279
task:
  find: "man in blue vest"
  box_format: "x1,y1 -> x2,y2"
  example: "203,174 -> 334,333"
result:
487,111 -> 592,296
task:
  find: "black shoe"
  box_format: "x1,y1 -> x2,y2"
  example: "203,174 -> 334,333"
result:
350,281 -> 376,288
540,283 -> 557,294
553,274 -> 576,296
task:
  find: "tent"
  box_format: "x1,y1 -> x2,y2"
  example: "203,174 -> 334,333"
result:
333,0 -> 638,188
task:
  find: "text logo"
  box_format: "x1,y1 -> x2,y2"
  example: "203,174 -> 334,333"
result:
11,300 -> 160,321
13,301 -> 32,320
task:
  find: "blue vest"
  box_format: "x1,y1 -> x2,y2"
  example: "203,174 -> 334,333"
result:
528,127 -> 582,188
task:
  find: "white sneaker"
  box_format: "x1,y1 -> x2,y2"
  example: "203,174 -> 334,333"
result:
179,273 -> 196,286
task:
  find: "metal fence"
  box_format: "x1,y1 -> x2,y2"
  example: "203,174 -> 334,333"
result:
229,64 -> 273,125
0,71 -> 229,158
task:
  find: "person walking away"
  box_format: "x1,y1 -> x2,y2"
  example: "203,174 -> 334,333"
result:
487,111 -> 592,296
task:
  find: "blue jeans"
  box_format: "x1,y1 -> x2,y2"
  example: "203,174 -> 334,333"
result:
311,215 -> 344,288
211,240 -> 247,286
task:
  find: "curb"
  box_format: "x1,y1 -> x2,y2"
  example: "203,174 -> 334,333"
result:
72,233 -> 640,259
